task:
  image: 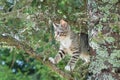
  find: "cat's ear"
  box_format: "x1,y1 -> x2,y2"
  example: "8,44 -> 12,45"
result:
53,23 -> 59,29
60,19 -> 69,30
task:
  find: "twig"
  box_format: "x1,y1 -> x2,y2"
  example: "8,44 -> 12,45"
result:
0,0 -> 33,20
0,35 -> 74,80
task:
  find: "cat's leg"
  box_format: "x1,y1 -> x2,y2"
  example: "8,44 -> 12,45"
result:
65,51 -> 80,71
49,50 -> 66,64
80,52 -> 90,64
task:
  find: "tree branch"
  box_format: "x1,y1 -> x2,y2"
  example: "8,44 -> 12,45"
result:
0,35 -> 74,80
0,0 -> 33,20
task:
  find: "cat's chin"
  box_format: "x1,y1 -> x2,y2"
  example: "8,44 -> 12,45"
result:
55,36 -> 67,42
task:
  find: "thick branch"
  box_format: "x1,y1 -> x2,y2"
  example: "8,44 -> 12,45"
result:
0,35 -> 74,80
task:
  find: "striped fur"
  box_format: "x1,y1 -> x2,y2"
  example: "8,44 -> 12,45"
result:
49,20 -> 90,71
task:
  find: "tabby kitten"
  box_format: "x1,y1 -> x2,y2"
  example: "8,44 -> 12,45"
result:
49,20 -> 90,71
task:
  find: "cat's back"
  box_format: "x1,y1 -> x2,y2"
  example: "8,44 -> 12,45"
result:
69,31 -> 80,49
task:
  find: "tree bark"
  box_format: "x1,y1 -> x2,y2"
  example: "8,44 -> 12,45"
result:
88,0 -> 120,80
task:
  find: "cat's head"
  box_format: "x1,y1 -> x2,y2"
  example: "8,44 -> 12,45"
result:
53,19 -> 70,41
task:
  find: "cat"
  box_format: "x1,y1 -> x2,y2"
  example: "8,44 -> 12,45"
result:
49,19 -> 90,71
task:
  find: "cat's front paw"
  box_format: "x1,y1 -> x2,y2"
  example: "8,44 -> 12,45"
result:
65,65 -> 71,71
65,65 -> 75,71
49,57 -> 55,64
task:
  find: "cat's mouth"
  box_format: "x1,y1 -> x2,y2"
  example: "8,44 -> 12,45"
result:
54,35 -> 60,41
54,35 -> 66,41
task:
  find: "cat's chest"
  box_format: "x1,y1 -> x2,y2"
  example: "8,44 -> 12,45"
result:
60,37 -> 72,49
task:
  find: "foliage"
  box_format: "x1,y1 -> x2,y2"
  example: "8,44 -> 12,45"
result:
0,0 -> 120,80
0,0 -> 88,80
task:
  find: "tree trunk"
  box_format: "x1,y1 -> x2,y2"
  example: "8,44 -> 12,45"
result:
87,0 -> 120,80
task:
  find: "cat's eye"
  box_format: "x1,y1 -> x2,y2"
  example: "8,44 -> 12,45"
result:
57,32 -> 59,35
61,32 -> 63,35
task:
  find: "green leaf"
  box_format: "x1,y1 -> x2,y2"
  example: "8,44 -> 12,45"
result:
105,37 -> 115,43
